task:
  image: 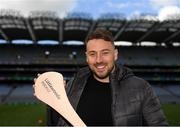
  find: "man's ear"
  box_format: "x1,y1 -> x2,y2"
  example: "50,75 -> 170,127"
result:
85,52 -> 88,62
114,49 -> 118,61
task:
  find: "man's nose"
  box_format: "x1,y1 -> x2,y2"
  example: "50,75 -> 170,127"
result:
96,53 -> 103,63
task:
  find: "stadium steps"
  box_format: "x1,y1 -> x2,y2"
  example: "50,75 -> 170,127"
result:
162,86 -> 180,99
1,86 -> 17,103
0,85 -> 38,104
152,85 -> 180,104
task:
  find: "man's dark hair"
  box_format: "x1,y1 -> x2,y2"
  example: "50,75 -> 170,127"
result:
85,28 -> 114,47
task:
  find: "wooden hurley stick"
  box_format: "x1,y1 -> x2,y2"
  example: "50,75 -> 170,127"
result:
34,72 -> 86,127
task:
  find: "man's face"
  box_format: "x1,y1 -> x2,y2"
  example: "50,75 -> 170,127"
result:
86,39 -> 118,82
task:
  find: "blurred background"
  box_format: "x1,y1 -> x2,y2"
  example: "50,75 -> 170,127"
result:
0,0 -> 180,126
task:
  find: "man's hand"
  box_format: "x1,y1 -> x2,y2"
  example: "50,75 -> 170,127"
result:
33,73 -> 41,96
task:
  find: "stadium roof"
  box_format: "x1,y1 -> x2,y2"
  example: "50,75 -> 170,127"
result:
0,10 -> 180,46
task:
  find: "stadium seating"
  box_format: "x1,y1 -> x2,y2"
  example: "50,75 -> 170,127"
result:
0,10 -> 180,126
152,85 -> 180,104
0,44 -> 180,105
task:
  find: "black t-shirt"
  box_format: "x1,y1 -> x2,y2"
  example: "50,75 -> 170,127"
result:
76,75 -> 113,126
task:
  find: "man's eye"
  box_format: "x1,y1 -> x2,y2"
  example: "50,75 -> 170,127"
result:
102,51 -> 110,55
89,53 -> 96,56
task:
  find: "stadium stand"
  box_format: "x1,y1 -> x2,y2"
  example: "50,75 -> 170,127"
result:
4,85 -> 36,103
0,44 -> 180,104
0,10 -> 180,45
119,46 -> 180,66
0,10 -> 180,105
0,85 -> 11,103
152,85 -> 180,104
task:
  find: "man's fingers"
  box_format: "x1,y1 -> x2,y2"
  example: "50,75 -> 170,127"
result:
34,78 -> 37,82
64,80 -> 67,87
33,73 -> 41,97
34,73 -> 41,83
64,80 -> 66,85
32,84 -> 36,96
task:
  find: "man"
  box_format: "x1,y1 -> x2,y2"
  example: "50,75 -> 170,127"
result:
51,29 -> 168,126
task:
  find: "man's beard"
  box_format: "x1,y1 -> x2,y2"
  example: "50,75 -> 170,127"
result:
91,63 -> 115,79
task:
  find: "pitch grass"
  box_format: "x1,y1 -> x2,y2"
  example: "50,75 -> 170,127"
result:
0,103 -> 47,126
162,103 -> 180,126
0,103 -> 179,126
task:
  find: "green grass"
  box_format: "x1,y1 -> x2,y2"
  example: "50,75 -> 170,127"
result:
0,103 -> 179,126
162,104 -> 180,126
0,103 -> 47,126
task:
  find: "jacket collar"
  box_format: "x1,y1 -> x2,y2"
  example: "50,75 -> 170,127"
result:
110,63 -> 134,83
